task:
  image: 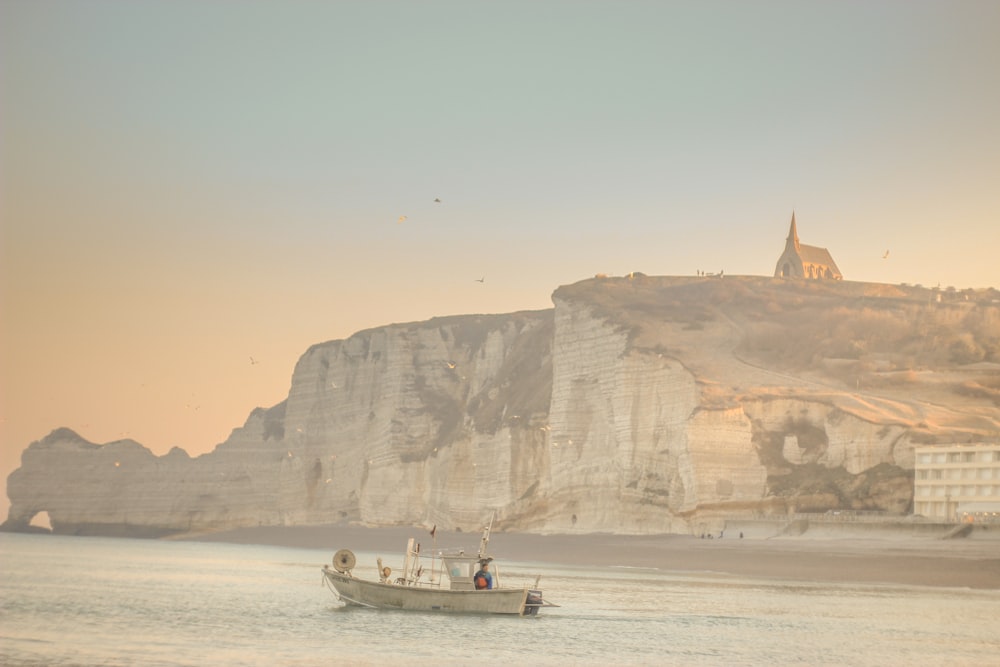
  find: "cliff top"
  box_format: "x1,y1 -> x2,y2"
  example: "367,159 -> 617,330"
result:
553,274 -> 1000,436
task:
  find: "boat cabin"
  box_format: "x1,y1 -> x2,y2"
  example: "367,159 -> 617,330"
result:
440,554 -> 491,591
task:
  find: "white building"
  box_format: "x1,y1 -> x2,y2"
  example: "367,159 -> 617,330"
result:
913,444 -> 1000,522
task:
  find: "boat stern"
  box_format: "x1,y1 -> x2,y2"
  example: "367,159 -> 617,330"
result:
523,589 -> 544,616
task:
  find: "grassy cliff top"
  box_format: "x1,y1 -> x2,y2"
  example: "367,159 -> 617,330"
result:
553,274 -> 1000,436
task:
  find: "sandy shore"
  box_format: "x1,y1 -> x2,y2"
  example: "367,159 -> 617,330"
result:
181,524 -> 1000,590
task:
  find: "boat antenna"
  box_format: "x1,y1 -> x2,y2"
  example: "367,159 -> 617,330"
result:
428,524 -> 439,583
478,511 -> 495,560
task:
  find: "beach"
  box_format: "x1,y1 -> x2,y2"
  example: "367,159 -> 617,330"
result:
183,523 -> 1000,590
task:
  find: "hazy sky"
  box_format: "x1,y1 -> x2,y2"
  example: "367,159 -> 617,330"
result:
2,1 -> 999,514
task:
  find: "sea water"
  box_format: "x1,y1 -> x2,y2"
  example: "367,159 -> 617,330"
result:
1,532 -> 997,666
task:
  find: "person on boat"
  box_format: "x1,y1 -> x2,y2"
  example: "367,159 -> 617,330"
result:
474,561 -> 493,590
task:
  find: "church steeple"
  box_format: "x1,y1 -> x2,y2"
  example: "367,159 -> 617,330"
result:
786,211 -> 800,250
775,211 -> 843,280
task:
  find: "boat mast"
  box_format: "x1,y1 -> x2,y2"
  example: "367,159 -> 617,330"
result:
478,511 -> 495,559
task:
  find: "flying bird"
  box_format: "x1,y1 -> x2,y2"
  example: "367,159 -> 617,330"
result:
475,276 -> 485,283
398,215 -> 408,224
434,198 -> 441,203
250,356 -> 259,365
445,361 -> 456,369
882,250 -> 889,259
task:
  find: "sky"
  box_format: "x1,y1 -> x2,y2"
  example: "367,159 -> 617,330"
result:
2,0 -> 999,517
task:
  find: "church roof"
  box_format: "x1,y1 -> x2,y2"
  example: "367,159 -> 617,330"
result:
798,243 -> 841,275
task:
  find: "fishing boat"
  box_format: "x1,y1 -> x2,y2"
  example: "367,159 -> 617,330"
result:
321,515 -> 557,616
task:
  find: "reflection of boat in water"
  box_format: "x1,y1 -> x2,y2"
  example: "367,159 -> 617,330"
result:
321,515 -> 557,616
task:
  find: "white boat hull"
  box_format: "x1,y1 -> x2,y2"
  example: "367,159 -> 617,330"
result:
322,567 -> 543,616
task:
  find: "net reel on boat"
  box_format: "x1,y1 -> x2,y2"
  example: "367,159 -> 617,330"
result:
332,549 -> 356,574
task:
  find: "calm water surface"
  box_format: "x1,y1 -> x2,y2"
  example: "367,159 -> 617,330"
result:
1,533 -> 997,666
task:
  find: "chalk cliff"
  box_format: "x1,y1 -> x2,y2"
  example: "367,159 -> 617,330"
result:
5,276 -> 999,535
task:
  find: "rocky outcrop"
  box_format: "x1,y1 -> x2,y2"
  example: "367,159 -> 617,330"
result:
5,276 -> 999,535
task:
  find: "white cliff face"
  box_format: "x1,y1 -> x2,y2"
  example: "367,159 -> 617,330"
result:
6,276 -> 995,536
536,297 -> 789,533
747,400 -> 911,474
248,312 -> 556,530
5,424 -> 287,535
537,297 -> 715,533
684,408 -> 766,510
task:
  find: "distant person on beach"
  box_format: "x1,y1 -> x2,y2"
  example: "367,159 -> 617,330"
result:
474,561 -> 493,590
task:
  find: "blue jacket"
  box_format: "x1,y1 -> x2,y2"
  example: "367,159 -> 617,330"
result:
474,569 -> 493,590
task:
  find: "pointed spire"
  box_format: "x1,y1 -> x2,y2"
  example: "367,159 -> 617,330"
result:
786,211 -> 800,250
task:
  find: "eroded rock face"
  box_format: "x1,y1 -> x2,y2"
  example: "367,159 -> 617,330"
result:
6,276 -> 998,535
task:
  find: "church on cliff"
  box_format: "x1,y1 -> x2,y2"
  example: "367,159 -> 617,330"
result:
773,212 -> 843,280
